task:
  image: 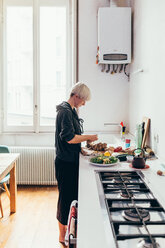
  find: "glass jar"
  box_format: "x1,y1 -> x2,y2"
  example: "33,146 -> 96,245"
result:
135,124 -> 142,149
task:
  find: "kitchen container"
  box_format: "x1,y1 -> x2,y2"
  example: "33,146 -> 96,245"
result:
135,123 -> 143,148
125,138 -> 131,148
126,155 -> 134,163
116,154 -> 127,162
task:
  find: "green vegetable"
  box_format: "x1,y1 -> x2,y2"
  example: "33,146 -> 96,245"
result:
90,155 -> 118,164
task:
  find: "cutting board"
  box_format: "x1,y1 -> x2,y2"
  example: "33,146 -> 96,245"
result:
141,117 -> 150,149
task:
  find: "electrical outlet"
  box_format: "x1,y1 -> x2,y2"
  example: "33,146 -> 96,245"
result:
154,134 -> 159,143
153,135 -> 157,155
154,134 -> 156,141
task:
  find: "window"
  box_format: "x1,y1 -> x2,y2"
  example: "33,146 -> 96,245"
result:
56,36 -> 62,56
1,0 -> 77,132
56,71 -> 62,87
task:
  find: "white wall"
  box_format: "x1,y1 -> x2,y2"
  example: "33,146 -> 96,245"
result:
4,0 -> 164,158
0,0 -> 130,146
129,0 -> 165,159
78,0 -> 130,133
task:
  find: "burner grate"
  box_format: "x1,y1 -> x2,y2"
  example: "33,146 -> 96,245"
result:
96,170 -> 165,248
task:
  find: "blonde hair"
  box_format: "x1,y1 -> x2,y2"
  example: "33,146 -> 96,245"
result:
70,82 -> 91,101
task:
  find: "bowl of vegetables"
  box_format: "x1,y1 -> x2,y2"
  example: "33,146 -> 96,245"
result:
89,154 -> 119,167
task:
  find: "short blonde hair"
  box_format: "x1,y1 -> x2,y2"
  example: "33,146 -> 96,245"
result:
70,82 -> 91,101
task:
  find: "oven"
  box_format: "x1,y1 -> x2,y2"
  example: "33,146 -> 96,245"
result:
95,170 -> 165,248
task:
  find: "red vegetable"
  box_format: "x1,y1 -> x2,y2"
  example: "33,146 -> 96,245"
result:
114,146 -> 122,152
157,170 -> 163,176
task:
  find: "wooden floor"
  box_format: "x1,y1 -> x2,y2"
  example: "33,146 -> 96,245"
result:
0,185 -> 66,248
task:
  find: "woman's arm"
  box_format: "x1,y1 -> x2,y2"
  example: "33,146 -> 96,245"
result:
67,134 -> 98,144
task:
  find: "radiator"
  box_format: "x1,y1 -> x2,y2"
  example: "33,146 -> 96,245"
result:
9,147 -> 57,185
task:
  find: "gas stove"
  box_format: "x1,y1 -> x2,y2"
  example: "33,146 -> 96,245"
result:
95,170 -> 165,248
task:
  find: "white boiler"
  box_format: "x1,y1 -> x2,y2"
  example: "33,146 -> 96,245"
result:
98,7 -> 131,64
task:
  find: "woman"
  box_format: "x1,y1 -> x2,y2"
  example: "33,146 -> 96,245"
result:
55,82 -> 98,246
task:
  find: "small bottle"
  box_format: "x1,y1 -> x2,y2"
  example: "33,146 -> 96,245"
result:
121,126 -> 126,141
125,139 -> 131,148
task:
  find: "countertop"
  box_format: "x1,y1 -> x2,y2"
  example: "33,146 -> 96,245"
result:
77,137 -> 165,248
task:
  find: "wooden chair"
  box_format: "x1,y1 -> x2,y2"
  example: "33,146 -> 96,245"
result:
0,146 -> 10,217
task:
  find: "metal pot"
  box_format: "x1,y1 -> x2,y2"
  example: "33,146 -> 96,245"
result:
132,148 -> 146,169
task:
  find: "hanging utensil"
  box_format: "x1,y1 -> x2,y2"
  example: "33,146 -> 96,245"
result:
109,64 -> 111,73
106,64 -> 110,73
101,64 -> 105,72
124,64 -> 129,79
111,64 -> 115,74
114,64 -> 118,73
119,64 -> 123,73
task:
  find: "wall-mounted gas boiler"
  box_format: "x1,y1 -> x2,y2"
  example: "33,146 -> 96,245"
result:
97,7 -> 131,65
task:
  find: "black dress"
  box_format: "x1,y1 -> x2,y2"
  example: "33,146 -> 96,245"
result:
55,101 -> 83,225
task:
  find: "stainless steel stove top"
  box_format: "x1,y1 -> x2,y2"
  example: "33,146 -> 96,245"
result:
95,170 -> 165,248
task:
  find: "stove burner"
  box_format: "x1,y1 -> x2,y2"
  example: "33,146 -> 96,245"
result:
120,191 -> 133,198
120,173 -> 132,176
123,177 -> 132,180
112,178 -> 122,183
111,179 -> 124,189
122,209 -> 150,222
112,177 -> 131,183
137,238 -> 160,248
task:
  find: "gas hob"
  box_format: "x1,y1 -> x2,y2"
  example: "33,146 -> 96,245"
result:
95,170 -> 165,248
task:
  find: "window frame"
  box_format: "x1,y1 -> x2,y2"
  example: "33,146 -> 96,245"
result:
0,0 -> 77,133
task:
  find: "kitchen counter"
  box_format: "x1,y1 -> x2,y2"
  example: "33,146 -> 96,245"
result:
77,145 -> 165,248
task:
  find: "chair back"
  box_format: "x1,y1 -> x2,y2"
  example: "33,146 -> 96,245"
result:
0,146 -> 10,183
0,146 -> 10,153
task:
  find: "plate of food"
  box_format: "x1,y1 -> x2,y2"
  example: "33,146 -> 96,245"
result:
89,155 -> 119,167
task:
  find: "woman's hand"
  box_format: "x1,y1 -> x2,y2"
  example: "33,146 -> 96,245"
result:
87,134 -> 98,142
81,147 -> 88,156
67,134 -> 98,144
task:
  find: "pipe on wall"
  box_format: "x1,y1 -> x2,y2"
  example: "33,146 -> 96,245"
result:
109,0 -> 117,7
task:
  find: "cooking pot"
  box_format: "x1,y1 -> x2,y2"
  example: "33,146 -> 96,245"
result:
132,148 -> 146,169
